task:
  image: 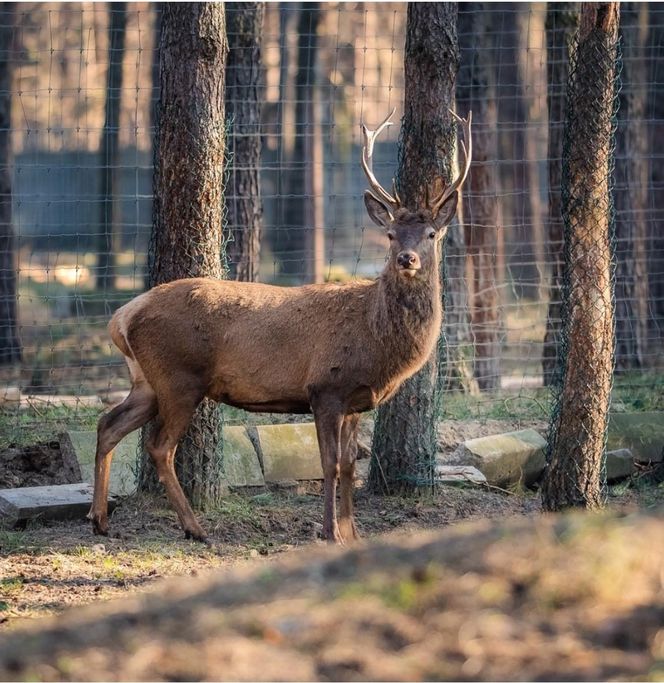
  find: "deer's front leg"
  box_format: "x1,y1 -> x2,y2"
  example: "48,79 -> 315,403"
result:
312,399 -> 344,544
338,414 -> 361,543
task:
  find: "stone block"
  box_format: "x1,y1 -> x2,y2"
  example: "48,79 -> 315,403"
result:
223,426 -> 265,487
604,448 -> 635,482
20,395 -> 103,410
256,423 -> 323,482
99,390 -> 130,407
0,386 -> 20,405
68,430 -> 138,496
450,428 -> 546,487
607,413 -> 664,464
0,483 -> 116,525
434,465 -> 487,486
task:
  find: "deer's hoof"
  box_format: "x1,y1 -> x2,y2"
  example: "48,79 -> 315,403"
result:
184,528 -> 211,546
90,516 -> 109,537
322,523 -> 346,546
338,518 -> 361,544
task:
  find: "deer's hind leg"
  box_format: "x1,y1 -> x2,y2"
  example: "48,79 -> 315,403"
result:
89,379 -> 158,535
144,376 -> 209,543
338,413 -> 361,543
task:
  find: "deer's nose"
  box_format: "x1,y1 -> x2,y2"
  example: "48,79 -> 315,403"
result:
397,251 -> 418,269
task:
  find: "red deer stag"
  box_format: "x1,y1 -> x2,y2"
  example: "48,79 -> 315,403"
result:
89,110 -> 472,545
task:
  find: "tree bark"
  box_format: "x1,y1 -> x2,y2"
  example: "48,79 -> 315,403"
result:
96,2 -> 127,292
0,2 -> 19,365
493,6 -> 538,298
140,3 -> 228,509
648,4 -> 664,331
225,2 -> 265,282
614,3 -> 649,371
457,3 -> 501,391
278,3 -> 321,282
543,2 -> 579,385
518,7 -> 547,302
369,2 -> 460,494
541,2 -> 619,511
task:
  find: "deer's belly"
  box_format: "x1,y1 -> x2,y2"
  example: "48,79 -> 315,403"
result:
207,375 -> 311,414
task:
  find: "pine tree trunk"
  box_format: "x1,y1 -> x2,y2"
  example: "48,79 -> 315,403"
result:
144,4 -> 162,292
541,2 -> 619,511
457,3 -> 501,391
369,2 -> 460,494
279,4 -> 320,282
518,7 -> 547,301
96,2 -> 127,292
494,7 -> 537,298
614,3 -> 649,371
543,2 -> 579,385
0,2 -> 19,365
140,3 -> 228,509
225,2 -> 265,282
648,5 -> 664,331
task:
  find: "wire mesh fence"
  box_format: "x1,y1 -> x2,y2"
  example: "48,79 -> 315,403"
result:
0,2 -> 662,444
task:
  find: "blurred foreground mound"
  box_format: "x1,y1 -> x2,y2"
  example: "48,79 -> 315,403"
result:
0,511 -> 661,681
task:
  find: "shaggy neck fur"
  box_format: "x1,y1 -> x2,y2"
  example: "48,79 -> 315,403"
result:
369,249 -> 442,366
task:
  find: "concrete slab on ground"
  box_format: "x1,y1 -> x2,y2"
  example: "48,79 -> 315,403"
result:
68,430 -> 139,496
0,483 -> 116,525
223,426 -> 265,487
605,448 -> 635,482
0,386 -> 20,405
608,413 -> 664,464
449,428 -> 546,487
435,465 -> 487,486
256,423 -> 323,482
20,395 -> 103,410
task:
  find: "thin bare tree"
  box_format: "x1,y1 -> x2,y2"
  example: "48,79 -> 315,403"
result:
225,2 -> 265,282
458,3 -> 501,391
0,3 -> 19,364
614,2 -> 650,370
96,2 -> 127,292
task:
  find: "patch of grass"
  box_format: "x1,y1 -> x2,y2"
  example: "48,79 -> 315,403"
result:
210,494 -> 262,524
340,573 -> 435,612
0,577 -> 24,595
441,389 -> 552,421
440,373 -> 663,422
611,372 -> 664,412
0,530 -> 28,555
0,404 -> 101,449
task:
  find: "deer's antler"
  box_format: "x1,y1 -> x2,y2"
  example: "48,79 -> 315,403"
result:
361,108 -> 401,211
429,109 -> 473,217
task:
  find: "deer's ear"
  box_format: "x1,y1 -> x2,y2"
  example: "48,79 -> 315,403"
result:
364,191 -> 393,228
433,190 -> 458,232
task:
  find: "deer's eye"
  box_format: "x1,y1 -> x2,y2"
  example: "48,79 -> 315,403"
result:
387,231 -> 395,241
428,230 -> 436,239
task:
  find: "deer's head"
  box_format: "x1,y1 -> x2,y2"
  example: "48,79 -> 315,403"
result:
361,109 -> 472,280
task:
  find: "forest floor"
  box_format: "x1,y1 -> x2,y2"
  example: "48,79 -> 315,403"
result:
0,503 -> 662,681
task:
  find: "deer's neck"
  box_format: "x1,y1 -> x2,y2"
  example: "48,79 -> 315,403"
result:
371,258 -> 442,363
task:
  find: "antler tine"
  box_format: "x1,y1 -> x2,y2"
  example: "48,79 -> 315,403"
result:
361,108 -> 400,210
430,109 -> 473,216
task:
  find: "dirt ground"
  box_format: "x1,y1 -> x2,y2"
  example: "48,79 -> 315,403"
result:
0,509 -> 661,682
0,483 -> 543,627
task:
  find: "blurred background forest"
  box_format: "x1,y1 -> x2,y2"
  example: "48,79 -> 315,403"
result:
0,1 -> 662,429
